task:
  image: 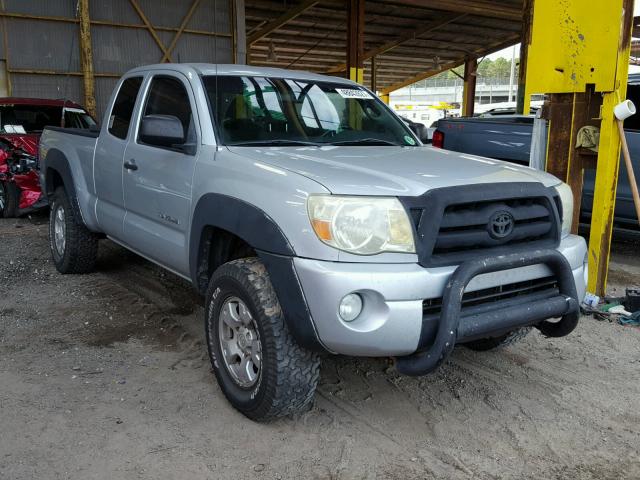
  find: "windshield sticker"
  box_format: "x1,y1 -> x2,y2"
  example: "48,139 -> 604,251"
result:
335,88 -> 373,100
404,135 -> 416,146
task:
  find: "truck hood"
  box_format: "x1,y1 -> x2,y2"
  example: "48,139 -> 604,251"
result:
227,145 -> 561,196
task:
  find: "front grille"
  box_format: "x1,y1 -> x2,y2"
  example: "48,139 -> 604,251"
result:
399,183 -> 562,267
422,276 -> 558,318
434,198 -> 553,255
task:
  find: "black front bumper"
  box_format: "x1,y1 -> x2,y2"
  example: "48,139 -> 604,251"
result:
395,249 -> 580,376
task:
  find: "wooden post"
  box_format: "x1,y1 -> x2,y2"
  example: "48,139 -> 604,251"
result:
346,0 -> 364,84
233,0 -> 246,64
78,0 -> 96,118
516,0 -> 533,114
371,56 -> 377,92
462,57 -> 477,117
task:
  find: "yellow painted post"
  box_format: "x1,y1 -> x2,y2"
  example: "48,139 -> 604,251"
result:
380,93 -> 389,104
78,0 -> 96,118
587,3 -> 633,295
522,0 -> 634,296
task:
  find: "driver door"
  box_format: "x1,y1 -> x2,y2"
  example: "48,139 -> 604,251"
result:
121,72 -> 199,276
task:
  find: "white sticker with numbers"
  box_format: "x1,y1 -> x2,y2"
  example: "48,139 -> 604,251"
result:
335,88 -> 373,99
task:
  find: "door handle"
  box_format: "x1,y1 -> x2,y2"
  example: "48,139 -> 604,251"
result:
124,160 -> 138,171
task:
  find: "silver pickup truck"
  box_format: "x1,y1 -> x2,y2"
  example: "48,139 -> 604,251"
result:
39,64 -> 587,421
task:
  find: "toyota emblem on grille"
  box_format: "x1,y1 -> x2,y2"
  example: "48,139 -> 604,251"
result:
489,211 -> 515,239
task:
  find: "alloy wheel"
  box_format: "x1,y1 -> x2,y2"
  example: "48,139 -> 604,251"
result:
218,296 -> 262,388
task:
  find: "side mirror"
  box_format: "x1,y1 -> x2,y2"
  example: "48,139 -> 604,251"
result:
139,114 -> 185,148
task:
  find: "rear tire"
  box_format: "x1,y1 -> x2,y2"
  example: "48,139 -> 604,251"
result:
0,180 -> 19,218
463,327 -> 531,352
205,257 -> 321,421
49,186 -> 98,274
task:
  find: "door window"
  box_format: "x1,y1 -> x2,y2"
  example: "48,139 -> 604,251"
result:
139,76 -> 196,147
108,76 -> 143,139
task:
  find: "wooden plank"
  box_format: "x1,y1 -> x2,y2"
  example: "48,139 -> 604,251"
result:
161,0 -> 202,62
327,13 -> 466,73
379,32 -> 520,94
383,0 -> 522,21
247,0 -> 320,45
78,0 -> 96,117
128,0 -> 172,61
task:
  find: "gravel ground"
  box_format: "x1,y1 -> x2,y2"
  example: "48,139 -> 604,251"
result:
1,211 -> 639,480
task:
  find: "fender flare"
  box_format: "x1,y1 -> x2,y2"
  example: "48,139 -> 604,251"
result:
189,193 -> 295,286
189,193 -> 326,352
43,148 -> 83,221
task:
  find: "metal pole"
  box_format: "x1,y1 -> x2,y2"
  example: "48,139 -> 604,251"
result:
78,0 -> 96,118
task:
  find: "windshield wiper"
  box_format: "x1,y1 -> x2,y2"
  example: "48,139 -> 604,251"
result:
328,138 -> 401,146
229,139 -> 321,147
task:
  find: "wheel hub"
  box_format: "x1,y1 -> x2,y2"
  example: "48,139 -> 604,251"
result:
218,296 -> 262,388
53,205 -> 66,256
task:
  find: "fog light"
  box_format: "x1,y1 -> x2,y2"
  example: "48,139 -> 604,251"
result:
339,293 -> 363,322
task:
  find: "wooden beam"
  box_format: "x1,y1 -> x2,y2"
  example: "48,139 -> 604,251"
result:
462,56 -> 477,116
161,0 -> 201,62
516,0 -> 533,114
383,0 -> 522,21
327,13 -> 467,73
233,0 -> 247,63
128,0 -> 172,61
347,0 -> 365,83
380,33 -> 520,94
78,0 -> 96,117
0,12 -> 232,37
8,69 -> 120,78
247,0 -> 320,46
371,56 -> 377,92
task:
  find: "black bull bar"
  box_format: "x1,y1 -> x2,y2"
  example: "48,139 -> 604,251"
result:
395,249 -> 580,376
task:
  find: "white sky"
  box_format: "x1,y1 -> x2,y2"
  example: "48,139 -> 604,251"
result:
487,2 -> 640,61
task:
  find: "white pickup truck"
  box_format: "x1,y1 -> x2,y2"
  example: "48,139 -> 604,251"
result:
39,64 -> 587,421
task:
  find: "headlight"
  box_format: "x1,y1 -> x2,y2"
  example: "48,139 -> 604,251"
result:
307,195 -> 415,255
554,182 -> 574,237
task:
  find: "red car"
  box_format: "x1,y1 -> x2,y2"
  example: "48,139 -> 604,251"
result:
0,98 -> 96,217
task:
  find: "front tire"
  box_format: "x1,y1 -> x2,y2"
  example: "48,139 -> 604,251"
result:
49,186 -> 99,274
205,257 -> 320,421
0,180 -> 19,218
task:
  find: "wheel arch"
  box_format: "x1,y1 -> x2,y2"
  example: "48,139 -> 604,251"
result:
189,193 -> 295,292
190,193 -> 325,352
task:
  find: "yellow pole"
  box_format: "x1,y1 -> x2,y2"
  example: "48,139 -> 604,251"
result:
586,2 -> 633,296
78,0 -> 96,118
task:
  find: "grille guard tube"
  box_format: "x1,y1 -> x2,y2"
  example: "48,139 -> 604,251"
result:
395,249 -> 580,377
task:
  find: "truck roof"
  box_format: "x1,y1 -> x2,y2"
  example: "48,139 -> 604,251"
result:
126,63 -> 358,86
0,97 -> 85,108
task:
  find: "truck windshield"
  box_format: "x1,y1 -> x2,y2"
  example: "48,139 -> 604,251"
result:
202,75 -> 418,147
0,104 -> 96,134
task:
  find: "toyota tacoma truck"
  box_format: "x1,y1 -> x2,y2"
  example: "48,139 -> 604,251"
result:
39,64 -> 587,421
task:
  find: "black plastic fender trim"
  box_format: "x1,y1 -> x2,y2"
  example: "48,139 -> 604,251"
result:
258,251 -> 327,352
43,148 -> 83,223
395,249 -> 580,377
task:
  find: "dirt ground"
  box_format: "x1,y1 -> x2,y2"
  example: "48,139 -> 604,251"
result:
1,211 -> 639,480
